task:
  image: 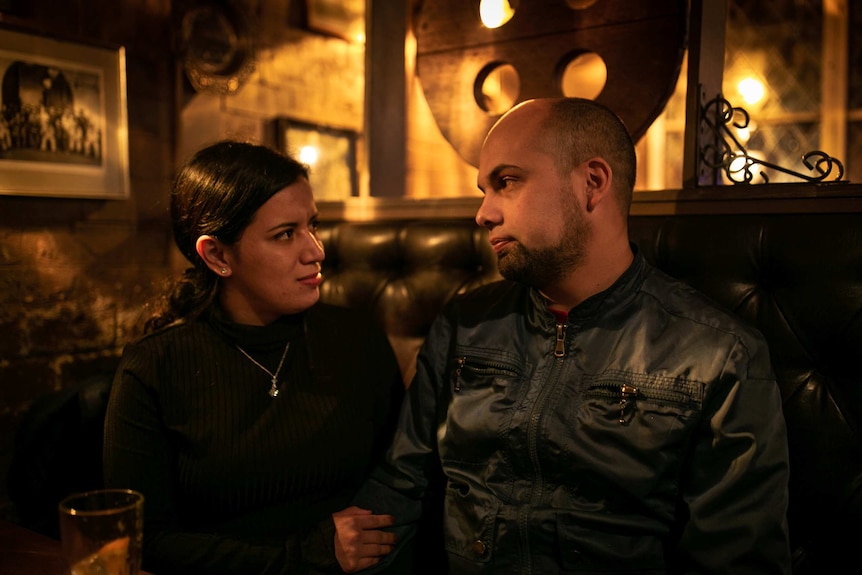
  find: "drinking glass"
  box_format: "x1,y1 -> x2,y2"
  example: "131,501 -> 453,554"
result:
58,488 -> 144,575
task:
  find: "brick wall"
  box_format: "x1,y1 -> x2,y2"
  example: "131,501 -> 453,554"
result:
0,0 -> 175,522
0,0 -> 374,523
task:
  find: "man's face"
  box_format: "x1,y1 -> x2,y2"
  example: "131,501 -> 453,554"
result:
476,107 -> 591,291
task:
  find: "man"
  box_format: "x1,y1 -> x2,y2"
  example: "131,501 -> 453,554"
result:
334,97 -> 792,574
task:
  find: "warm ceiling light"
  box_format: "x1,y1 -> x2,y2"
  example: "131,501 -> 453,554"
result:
480,0 -> 515,29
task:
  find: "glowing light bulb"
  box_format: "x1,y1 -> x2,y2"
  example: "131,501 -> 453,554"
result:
299,145 -> 319,166
480,0 -> 515,29
737,77 -> 765,106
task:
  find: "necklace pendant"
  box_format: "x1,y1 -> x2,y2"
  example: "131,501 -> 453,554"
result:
236,343 -> 289,398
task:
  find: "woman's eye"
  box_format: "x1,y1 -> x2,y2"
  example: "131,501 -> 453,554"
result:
278,229 -> 294,240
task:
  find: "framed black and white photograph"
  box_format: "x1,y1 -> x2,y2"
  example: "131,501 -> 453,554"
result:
276,118 -> 358,201
0,29 -> 129,199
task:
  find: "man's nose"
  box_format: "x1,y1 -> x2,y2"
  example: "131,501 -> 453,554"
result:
475,196 -> 498,229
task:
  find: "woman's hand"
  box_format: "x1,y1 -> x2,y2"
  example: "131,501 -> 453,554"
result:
332,506 -> 397,573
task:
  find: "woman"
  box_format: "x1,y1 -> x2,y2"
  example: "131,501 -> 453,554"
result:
103,140 -> 404,574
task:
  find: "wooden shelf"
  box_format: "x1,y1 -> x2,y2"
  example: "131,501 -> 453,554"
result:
319,182 -> 862,221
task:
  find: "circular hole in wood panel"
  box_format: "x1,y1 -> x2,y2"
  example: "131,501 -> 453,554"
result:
559,51 -> 607,100
474,62 -> 521,115
415,0 -> 687,167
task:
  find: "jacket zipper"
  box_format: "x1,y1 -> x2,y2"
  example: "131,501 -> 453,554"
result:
619,383 -> 638,424
586,378 -> 696,406
520,321 -> 568,574
454,356 -> 465,392
554,322 -> 567,358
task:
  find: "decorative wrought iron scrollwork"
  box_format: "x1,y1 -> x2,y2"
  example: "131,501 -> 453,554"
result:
700,95 -> 845,184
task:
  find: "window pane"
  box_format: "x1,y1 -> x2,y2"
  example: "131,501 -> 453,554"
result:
723,0 -> 822,183
849,1 -> 862,109
635,0 -> 858,190
849,2 -> 862,182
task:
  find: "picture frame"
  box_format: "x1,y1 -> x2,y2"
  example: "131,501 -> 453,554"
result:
306,0 -> 365,42
276,118 -> 358,201
0,29 -> 130,199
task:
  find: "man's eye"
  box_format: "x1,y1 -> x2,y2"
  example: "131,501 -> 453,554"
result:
310,219 -> 320,232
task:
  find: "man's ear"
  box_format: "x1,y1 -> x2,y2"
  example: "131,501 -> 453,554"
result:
581,157 -> 613,212
196,235 -> 232,277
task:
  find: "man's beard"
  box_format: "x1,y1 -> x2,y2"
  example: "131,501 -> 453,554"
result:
497,190 -> 589,290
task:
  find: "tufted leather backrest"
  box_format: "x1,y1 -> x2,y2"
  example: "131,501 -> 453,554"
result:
628,214 -> 862,573
318,213 -> 862,574
317,221 -> 502,382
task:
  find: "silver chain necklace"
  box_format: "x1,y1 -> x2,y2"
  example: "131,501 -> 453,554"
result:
236,342 -> 290,397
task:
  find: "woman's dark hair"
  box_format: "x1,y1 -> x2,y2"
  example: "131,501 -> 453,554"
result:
144,140 -> 309,333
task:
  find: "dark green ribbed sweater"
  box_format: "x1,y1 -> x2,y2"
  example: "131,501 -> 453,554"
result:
103,303 -> 404,575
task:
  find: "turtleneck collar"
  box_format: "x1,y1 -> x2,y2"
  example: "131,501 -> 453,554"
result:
207,304 -> 307,352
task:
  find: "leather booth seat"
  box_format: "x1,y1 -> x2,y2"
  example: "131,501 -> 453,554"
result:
8,213 -> 859,572
317,221 -> 503,383
317,213 -> 862,574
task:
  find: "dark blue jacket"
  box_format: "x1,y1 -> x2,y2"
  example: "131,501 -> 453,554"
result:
355,250 -> 791,574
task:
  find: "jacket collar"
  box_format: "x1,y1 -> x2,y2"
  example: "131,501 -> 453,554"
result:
528,243 -> 646,325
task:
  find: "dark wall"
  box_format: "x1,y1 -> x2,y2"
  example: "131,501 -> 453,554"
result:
0,0 -> 176,520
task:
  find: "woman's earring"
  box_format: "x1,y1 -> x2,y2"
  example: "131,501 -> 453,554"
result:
220,268 -> 227,275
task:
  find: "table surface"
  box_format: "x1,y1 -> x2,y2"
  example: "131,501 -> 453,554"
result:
0,518 -> 154,575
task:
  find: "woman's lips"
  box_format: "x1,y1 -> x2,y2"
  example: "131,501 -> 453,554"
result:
298,272 -> 323,287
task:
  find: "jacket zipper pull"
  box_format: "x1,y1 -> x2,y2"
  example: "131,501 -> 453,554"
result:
454,356 -> 466,392
554,323 -> 567,358
619,384 -> 638,424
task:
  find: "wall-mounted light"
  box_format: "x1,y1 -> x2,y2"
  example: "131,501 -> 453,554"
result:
479,0 -> 515,28
298,145 -> 319,166
276,118 -> 359,200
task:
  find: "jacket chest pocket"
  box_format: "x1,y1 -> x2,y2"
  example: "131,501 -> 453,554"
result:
450,349 -> 524,395
440,348 -> 528,464
581,371 -> 704,425
571,371 -> 704,451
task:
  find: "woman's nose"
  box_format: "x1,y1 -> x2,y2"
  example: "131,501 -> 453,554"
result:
305,231 -> 325,263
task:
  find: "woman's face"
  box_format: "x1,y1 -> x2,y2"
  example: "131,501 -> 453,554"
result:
218,178 -> 325,325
